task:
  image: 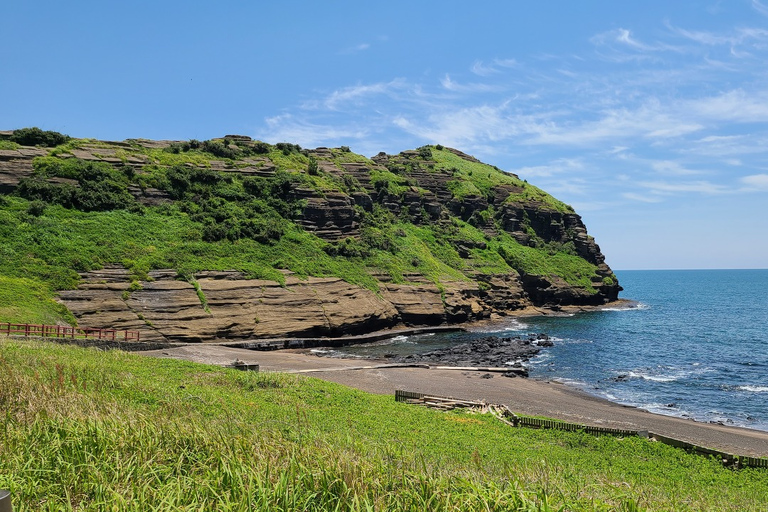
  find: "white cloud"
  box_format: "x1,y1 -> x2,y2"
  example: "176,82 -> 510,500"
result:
524,101 -> 703,146
741,173 -> 768,190
650,160 -> 704,176
508,158 -> 584,178
392,104 -> 522,148
440,74 -> 502,93
615,29 -> 655,51
470,58 -> 519,76
667,21 -> 768,55
622,192 -> 664,203
339,42 -> 371,55
686,89 -> 768,123
752,0 -> 768,17
637,180 -> 729,195
321,79 -> 406,110
471,61 -> 498,77
261,114 -> 369,147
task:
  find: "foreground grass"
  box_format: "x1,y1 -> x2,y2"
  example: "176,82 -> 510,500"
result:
1,339 -> 767,511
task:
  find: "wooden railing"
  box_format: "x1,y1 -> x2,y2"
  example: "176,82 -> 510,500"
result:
1,322 -> 140,342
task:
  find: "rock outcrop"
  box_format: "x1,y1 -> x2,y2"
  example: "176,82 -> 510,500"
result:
1,130 -> 622,342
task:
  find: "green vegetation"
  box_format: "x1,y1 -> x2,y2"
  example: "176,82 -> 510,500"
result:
0,277 -> 75,325
429,147 -> 574,213
0,136 -> 616,326
8,127 -> 70,148
1,338 -> 766,511
0,140 -> 20,150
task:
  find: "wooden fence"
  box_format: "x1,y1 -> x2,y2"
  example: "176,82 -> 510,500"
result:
1,322 -> 140,342
395,389 -> 768,469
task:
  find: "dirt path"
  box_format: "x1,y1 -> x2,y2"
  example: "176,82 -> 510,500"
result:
142,344 -> 768,458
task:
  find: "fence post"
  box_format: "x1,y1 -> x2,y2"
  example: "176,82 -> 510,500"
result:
0,489 -> 12,512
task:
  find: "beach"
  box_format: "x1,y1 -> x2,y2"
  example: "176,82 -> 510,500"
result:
143,342 -> 768,458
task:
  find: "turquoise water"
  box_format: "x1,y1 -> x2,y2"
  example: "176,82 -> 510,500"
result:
336,270 -> 768,431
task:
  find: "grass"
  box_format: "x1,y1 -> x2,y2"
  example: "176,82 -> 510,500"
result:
1,338 -> 767,511
0,140 -> 20,150
0,276 -> 76,325
492,233 -> 601,292
429,147 -> 574,213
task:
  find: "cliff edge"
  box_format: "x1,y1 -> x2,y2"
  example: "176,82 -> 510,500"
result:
0,129 -> 621,341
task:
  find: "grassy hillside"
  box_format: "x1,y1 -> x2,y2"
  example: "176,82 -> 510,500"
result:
0,130 -> 617,326
1,338 -> 766,511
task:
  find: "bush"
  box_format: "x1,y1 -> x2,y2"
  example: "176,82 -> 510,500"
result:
201,140 -> 238,159
26,200 -> 47,217
307,157 -> 319,176
10,127 -> 70,147
275,142 -> 301,155
19,158 -> 136,212
250,141 -> 270,155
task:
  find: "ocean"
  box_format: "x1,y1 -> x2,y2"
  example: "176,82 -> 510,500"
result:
334,269 -> 768,431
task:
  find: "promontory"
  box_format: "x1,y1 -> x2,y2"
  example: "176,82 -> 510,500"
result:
0,128 -> 621,342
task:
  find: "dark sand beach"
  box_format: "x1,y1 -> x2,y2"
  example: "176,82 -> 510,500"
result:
143,342 -> 768,458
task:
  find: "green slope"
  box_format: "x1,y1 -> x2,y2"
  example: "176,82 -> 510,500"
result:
0,129 -> 619,325
1,338 -> 766,511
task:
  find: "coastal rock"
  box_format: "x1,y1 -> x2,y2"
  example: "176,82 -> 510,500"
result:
394,334 -> 550,376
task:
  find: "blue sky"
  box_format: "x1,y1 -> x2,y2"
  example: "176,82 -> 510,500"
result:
3,1 -> 768,270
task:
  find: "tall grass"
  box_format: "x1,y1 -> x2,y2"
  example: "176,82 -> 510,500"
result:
1,338 -> 767,511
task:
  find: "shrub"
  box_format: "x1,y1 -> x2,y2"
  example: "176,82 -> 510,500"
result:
19,158 -> 136,212
250,141 -> 270,154
10,127 -> 70,147
201,140 -> 238,159
307,157 -> 319,176
275,142 -> 301,155
26,200 -> 47,217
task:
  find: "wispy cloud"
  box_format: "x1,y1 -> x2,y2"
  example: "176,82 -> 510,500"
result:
650,160 -> 705,176
321,79 -> 407,110
685,89 -> 768,123
622,192 -> 664,203
752,0 -> 768,17
440,74 -> 503,93
508,158 -> 584,178
741,173 -> 768,190
637,180 -> 730,195
470,58 -> 518,76
260,114 -> 369,147
339,42 -> 371,55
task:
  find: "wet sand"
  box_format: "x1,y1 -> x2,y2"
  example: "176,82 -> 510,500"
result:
142,343 -> 768,458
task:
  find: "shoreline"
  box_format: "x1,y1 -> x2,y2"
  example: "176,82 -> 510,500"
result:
141,342 -> 768,457
214,299 -> 638,351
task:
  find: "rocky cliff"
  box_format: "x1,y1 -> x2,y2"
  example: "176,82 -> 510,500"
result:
0,129 -> 621,342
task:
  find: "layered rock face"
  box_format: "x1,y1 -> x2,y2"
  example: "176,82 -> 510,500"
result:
2,132 -> 621,341
58,266 -> 509,343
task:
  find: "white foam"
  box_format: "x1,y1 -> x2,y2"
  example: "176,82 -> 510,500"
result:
475,319 -> 529,333
628,371 -> 678,383
602,302 -> 650,312
737,385 -> 768,393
